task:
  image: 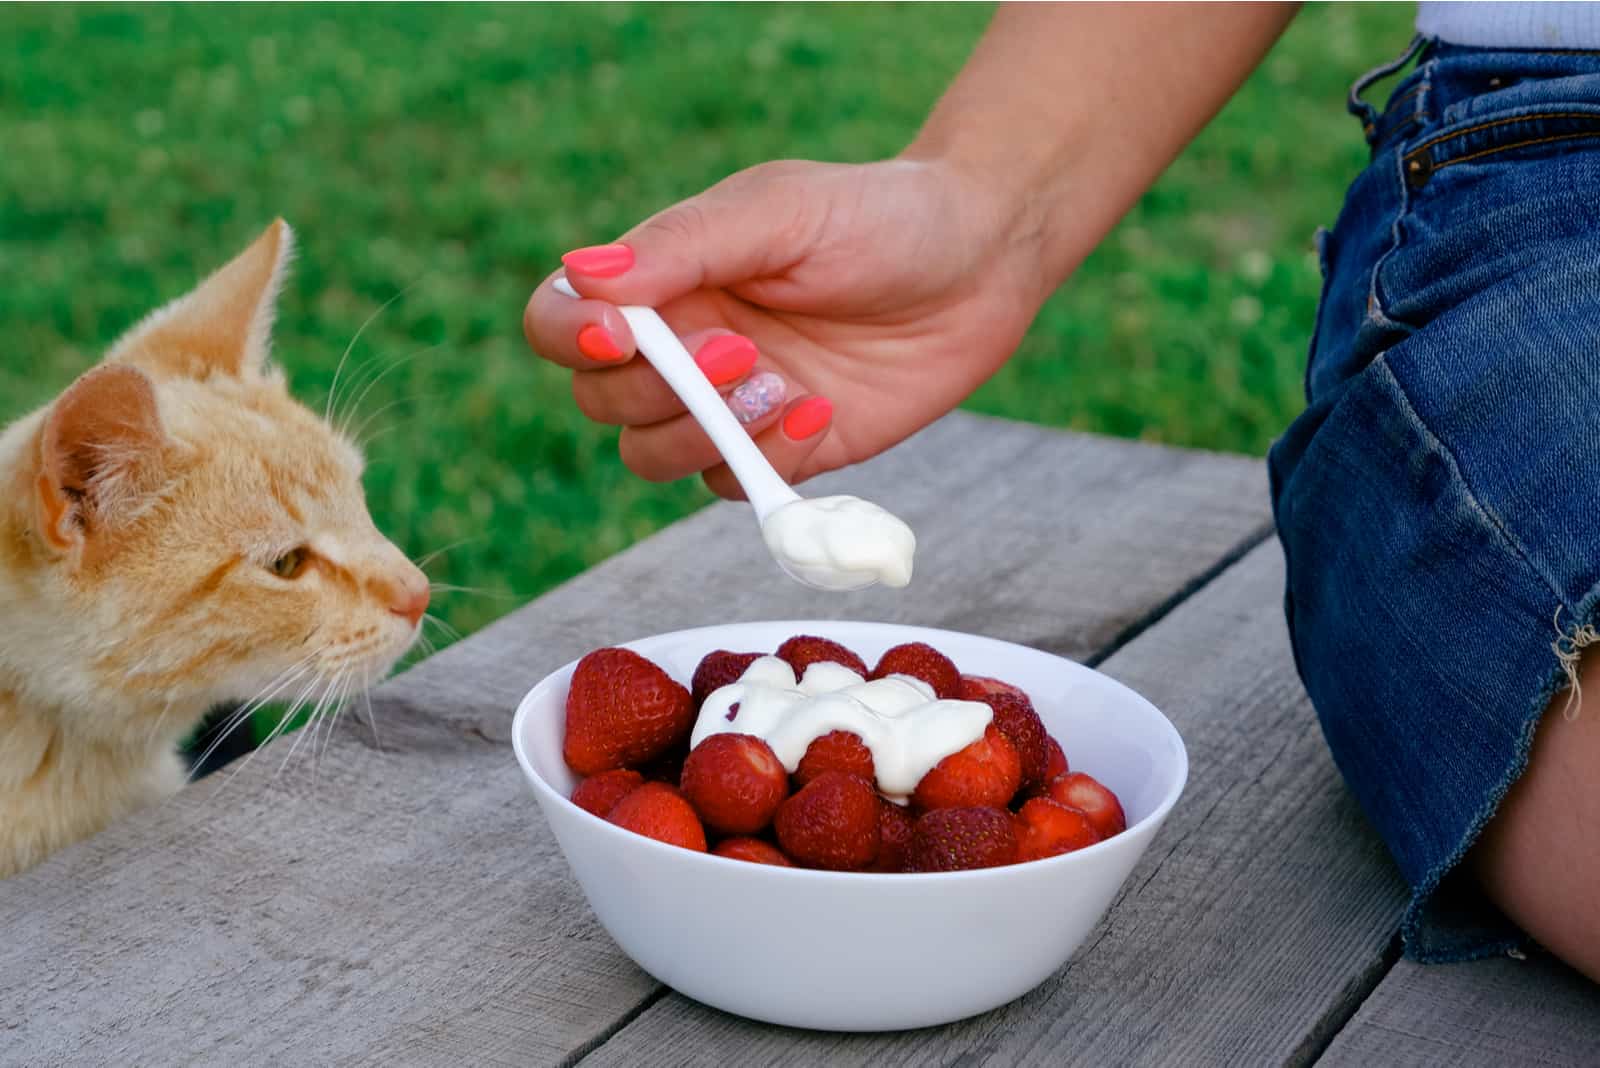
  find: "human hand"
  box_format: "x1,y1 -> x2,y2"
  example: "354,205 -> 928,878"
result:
523,157 -> 1050,499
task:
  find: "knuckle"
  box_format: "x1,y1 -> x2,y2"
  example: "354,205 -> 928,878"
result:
570,374 -> 614,424
639,200 -> 709,246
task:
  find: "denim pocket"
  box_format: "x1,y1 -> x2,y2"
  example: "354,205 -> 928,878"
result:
1402,106 -> 1600,189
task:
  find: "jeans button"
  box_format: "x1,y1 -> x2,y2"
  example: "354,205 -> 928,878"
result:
1404,149 -> 1434,189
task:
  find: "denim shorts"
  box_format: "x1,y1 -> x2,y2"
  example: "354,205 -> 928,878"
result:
1268,38 -> 1600,962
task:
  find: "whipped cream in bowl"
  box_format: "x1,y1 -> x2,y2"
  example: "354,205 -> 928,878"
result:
692,655 -> 988,802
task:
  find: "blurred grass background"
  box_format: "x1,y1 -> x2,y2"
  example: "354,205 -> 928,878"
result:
1,3 -> 1412,738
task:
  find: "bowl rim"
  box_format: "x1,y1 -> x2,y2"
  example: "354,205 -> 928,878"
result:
512,619 -> 1189,884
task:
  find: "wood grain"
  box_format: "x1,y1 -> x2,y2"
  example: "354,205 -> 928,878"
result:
0,414 -> 1273,1066
1318,954 -> 1600,1067
578,543 -> 1412,1068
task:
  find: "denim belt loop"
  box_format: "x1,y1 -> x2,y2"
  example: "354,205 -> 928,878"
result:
1349,33 -> 1431,144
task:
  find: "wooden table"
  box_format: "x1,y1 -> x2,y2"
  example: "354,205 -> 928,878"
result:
4,414 -> 1596,1066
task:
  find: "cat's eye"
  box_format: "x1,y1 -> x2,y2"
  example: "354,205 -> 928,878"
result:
269,547 -> 308,580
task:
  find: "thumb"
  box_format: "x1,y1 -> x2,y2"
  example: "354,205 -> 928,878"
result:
561,162 -> 827,307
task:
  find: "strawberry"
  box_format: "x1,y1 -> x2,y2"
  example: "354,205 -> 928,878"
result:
1014,797 -> 1101,861
775,634 -> 868,678
906,806 -> 1018,871
691,650 -> 763,706
974,691 -> 1050,790
774,771 -> 880,871
713,837 -> 794,866
869,642 -> 961,699
680,733 -> 789,835
794,730 -> 876,788
1044,772 -> 1127,839
957,674 -> 1030,702
563,647 -> 694,775
872,798 -> 917,872
1043,736 -> 1069,782
911,724 -> 1022,811
570,768 -> 644,819
606,782 -> 707,852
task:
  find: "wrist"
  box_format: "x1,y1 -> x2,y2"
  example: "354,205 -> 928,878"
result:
896,129 -> 1087,310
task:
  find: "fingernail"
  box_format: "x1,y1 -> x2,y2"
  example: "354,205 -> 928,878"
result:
577,323 -> 626,362
694,335 -> 759,387
727,371 -> 786,425
561,243 -> 634,278
782,396 -> 833,440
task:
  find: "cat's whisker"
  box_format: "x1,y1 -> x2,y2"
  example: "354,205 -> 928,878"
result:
348,391 -> 435,450
325,283 -> 417,424
427,584 -> 515,603
415,536 -> 484,572
277,671 -> 342,780
205,671 -> 326,802
360,687 -> 382,751
422,613 -> 463,644
187,657 -> 318,781
315,669 -> 358,773
336,342 -> 443,443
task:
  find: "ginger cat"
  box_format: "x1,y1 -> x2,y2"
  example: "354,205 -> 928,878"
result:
0,221 -> 429,878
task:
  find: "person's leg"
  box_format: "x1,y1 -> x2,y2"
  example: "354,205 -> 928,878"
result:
1469,664 -> 1600,981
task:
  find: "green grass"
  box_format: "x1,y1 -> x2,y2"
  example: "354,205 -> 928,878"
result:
0,3 -> 1412,738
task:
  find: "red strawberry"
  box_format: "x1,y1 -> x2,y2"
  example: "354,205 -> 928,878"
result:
1043,736 -> 1069,781
570,768 -> 644,819
775,634 -> 868,678
957,674 -> 1029,702
713,837 -> 794,866
691,650 -> 763,706
974,691 -> 1050,790
906,806 -> 1018,872
680,733 -> 789,835
563,648 -> 694,775
1044,772 -> 1127,839
911,724 -> 1022,811
872,798 -> 917,872
774,771 -> 880,871
1015,797 -> 1102,861
869,642 -> 961,699
606,782 -> 707,852
794,730 -> 876,788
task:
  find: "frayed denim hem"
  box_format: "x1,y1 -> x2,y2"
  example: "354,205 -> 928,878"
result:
1398,602 -> 1593,964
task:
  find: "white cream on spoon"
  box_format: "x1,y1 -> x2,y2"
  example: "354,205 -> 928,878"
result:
553,276 -> 916,591
691,656 -> 992,803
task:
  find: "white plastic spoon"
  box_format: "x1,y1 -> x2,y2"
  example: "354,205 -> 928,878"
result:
553,275 -> 915,591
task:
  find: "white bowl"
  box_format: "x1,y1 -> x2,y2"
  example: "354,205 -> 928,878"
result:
512,621 -> 1187,1032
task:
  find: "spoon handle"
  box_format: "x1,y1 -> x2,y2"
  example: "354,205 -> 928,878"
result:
554,278 -> 801,521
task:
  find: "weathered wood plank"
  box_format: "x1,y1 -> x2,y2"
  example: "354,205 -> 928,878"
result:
0,414 -> 1272,1066
1318,954 -> 1600,1067
577,542 -> 1411,1068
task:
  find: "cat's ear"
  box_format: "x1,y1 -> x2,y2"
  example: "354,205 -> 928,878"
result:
107,218 -> 293,381
34,364 -> 167,553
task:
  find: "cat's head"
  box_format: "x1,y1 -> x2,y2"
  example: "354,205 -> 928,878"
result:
1,221 -> 427,738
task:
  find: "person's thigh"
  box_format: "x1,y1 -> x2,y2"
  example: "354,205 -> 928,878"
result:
1470,662 -> 1600,981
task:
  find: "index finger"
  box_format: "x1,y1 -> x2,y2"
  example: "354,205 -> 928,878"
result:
523,270 -> 639,370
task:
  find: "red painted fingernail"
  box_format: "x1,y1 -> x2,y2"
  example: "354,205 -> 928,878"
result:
561,243 -> 634,278
577,323 -> 626,362
694,335 -> 759,386
782,396 -> 833,441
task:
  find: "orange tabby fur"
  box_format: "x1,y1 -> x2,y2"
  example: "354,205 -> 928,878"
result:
0,221 -> 428,877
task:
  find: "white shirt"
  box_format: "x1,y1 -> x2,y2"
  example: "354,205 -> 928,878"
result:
1418,2 -> 1600,49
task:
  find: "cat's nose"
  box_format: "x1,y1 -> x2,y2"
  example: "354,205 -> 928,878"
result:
388,576 -> 430,627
